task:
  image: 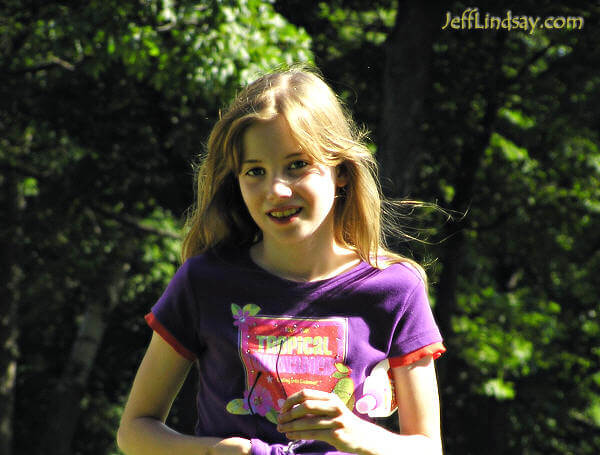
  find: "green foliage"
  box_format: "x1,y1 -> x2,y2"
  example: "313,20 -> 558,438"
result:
3,0 -> 600,454
417,3 -> 600,450
2,1 -> 312,454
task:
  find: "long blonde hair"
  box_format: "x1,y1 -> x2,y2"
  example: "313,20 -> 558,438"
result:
182,66 -> 425,277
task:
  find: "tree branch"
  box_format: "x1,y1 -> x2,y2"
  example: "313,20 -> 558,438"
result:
0,161 -> 53,180
8,55 -> 80,75
506,43 -> 554,86
94,205 -> 181,239
1,161 -> 180,239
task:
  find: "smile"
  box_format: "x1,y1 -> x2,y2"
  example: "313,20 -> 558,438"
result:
267,207 -> 302,219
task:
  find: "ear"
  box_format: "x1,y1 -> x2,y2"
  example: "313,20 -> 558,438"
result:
335,164 -> 348,187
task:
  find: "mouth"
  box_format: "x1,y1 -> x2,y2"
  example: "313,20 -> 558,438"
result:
267,207 -> 302,222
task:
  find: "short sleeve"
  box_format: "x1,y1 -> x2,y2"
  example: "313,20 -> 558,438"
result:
388,273 -> 445,366
145,260 -> 202,361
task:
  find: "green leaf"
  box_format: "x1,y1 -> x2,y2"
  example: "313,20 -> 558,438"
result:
231,303 -> 242,316
265,409 -> 279,424
107,36 -> 115,54
226,398 -> 250,415
332,371 -> 347,379
243,304 -> 261,316
334,363 -> 349,373
333,377 -> 355,404
21,177 -> 39,197
482,379 -> 515,400
346,394 -> 356,411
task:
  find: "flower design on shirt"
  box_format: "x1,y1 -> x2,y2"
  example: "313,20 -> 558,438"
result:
231,303 -> 260,326
233,309 -> 250,326
243,385 -> 274,416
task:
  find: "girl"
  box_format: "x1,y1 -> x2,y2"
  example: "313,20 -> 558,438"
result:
117,67 -> 445,455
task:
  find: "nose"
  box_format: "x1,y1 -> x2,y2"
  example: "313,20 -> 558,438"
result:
267,176 -> 293,200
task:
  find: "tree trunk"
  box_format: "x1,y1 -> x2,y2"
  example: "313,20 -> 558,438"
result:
0,170 -> 24,455
38,259 -> 130,455
434,33 -> 506,389
378,0 -> 445,197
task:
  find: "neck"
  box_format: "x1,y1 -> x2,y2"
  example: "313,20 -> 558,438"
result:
250,238 -> 360,282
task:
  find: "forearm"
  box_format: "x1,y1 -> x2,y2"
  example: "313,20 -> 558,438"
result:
117,416 -> 250,455
354,423 -> 442,455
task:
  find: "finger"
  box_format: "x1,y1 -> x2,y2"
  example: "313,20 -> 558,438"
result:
284,429 -> 336,445
278,399 -> 342,424
279,389 -> 333,413
278,415 -> 342,433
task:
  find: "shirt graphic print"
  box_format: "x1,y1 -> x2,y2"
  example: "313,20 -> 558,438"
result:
226,303 -> 355,424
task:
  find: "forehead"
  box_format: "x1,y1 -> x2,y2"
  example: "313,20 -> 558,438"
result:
241,117 -> 302,161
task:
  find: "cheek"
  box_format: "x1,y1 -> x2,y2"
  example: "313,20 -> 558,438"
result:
238,182 -> 256,213
238,182 -> 268,229
239,179 -> 255,199
302,173 -> 337,202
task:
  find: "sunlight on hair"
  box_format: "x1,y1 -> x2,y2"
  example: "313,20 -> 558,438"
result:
181,66 -> 449,282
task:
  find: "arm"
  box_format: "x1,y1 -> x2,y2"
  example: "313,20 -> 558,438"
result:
390,354 -> 442,454
117,331 -> 251,455
276,355 -> 442,455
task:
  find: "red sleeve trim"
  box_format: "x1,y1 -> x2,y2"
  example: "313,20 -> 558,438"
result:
145,312 -> 196,361
389,342 -> 446,368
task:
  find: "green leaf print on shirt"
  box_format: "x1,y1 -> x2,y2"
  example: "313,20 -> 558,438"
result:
231,303 -> 261,317
331,362 -> 356,409
226,398 -> 251,415
231,303 -> 242,316
243,303 -> 261,316
265,409 -> 279,424
335,363 -> 350,374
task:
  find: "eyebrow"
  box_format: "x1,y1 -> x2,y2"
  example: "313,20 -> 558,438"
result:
242,152 -> 304,164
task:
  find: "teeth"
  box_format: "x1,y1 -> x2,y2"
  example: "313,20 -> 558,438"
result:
270,208 -> 300,218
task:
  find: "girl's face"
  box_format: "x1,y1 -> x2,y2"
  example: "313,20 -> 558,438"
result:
238,116 -> 345,249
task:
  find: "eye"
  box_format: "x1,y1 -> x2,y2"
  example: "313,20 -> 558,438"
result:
289,160 -> 309,170
244,167 -> 265,177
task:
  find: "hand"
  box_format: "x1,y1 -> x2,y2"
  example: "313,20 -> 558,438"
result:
208,437 -> 252,455
276,389 -> 379,454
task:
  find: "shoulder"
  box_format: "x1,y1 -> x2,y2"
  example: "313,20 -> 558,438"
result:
181,250 -> 240,276
343,260 -> 428,315
176,249 -> 253,293
163,251 -> 234,294
365,260 -> 426,296
383,260 -> 425,282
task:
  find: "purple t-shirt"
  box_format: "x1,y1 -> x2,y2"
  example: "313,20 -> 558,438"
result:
147,250 -> 444,454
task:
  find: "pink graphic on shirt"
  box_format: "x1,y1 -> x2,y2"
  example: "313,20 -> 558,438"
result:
226,304 -> 354,424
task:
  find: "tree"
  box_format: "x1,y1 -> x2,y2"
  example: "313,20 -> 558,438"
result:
1,1 -> 312,454
3,0 -> 600,453
411,2 -> 600,453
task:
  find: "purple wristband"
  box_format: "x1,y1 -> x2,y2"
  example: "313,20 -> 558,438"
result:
250,438 -> 270,455
250,439 -> 294,455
